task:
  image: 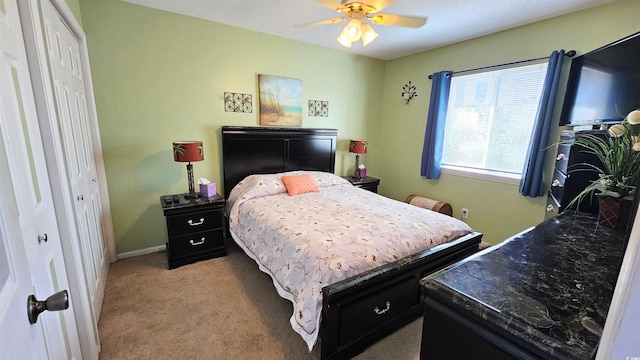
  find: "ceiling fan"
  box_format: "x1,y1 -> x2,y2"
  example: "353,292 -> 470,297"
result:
297,0 -> 428,48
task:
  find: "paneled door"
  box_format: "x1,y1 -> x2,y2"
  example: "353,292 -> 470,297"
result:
41,0 -> 108,318
0,0 -> 81,357
0,138 -> 45,360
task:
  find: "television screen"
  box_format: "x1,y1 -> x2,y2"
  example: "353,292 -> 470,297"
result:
560,31 -> 640,126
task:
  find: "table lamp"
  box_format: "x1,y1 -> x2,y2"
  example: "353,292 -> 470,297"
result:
173,140 -> 204,198
349,139 -> 368,179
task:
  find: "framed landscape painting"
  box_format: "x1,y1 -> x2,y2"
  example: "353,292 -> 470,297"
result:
259,75 -> 302,126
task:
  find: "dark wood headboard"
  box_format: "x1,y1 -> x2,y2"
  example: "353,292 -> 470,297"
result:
221,126 -> 338,198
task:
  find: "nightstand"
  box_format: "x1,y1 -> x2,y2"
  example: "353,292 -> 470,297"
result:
342,176 -> 380,193
160,193 -> 226,269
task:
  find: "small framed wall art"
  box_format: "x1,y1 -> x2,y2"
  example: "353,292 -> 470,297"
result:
224,92 -> 252,113
308,100 -> 328,117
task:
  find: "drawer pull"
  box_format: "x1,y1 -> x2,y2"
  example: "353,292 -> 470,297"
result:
556,153 -> 566,161
187,218 -> 205,226
373,301 -> 391,315
551,179 -> 562,187
189,238 -> 206,246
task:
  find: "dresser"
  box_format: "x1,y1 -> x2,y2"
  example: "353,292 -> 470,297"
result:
160,193 -> 226,269
342,176 -> 380,193
420,211 -> 625,359
546,130 -> 605,219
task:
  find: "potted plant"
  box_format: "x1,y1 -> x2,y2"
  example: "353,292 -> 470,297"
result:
567,109 -> 640,227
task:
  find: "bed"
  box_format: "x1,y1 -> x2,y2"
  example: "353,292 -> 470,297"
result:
221,126 -> 483,360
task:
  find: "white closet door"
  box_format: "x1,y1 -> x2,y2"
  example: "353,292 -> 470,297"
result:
0,0 -> 81,357
0,139 -> 46,360
41,0 -> 108,317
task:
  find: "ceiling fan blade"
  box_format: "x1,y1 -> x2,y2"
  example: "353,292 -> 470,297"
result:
369,13 -> 427,28
294,17 -> 347,28
315,0 -> 347,10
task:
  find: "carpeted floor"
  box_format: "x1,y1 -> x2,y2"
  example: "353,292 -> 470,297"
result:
97,241 -> 422,359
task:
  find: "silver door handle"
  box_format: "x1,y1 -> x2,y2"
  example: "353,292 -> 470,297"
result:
27,290 -> 69,324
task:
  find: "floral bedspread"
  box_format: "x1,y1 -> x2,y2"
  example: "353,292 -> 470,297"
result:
227,171 -> 473,350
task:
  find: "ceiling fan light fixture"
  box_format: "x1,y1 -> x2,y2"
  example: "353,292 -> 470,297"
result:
337,30 -> 353,48
344,19 -> 362,41
361,23 -> 378,46
310,1 -> 428,50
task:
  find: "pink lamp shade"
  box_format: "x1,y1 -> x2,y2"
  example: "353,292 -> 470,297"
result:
173,141 -> 204,198
349,139 -> 368,154
173,141 -> 204,162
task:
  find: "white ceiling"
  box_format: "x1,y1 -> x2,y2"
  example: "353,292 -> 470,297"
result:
122,0 -> 619,60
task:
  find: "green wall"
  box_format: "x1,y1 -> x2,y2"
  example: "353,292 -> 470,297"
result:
380,0 -> 640,244
64,0 -> 82,24
80,0 -> 385,254
80,0 -> 640,254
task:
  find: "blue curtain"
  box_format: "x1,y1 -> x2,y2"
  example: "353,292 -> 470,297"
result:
420,71 -> 452,179
519,50 -> 566,197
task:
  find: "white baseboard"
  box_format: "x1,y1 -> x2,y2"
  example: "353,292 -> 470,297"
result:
116,244 -> 166,260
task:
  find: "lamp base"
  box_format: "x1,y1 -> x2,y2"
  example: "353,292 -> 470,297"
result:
185,162 -> 200,199
184,192 -> 201,199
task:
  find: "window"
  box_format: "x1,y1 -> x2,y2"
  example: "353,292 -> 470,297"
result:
441,61 -> 549,183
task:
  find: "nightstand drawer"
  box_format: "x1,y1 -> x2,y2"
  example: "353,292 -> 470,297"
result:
167,229 -> 224,259
358,183 -> 379,192
166,209 -> 223,237
161,193 -> 227,269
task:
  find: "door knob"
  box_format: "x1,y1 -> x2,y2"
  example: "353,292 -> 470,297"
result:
37,233 -> 48,243
27,290 -> 69,324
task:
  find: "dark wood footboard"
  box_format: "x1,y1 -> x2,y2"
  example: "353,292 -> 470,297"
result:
319,231 -> 483,360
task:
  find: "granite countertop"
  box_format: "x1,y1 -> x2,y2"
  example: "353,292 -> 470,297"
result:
421,211 -> 626,359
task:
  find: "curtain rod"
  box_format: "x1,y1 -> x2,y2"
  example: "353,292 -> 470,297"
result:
427,50 -> 576,79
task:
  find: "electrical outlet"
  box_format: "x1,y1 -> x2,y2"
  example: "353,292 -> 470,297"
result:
461,208 -> 469,219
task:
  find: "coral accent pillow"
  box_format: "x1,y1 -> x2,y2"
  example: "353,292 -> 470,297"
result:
281,173 -> 319,196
